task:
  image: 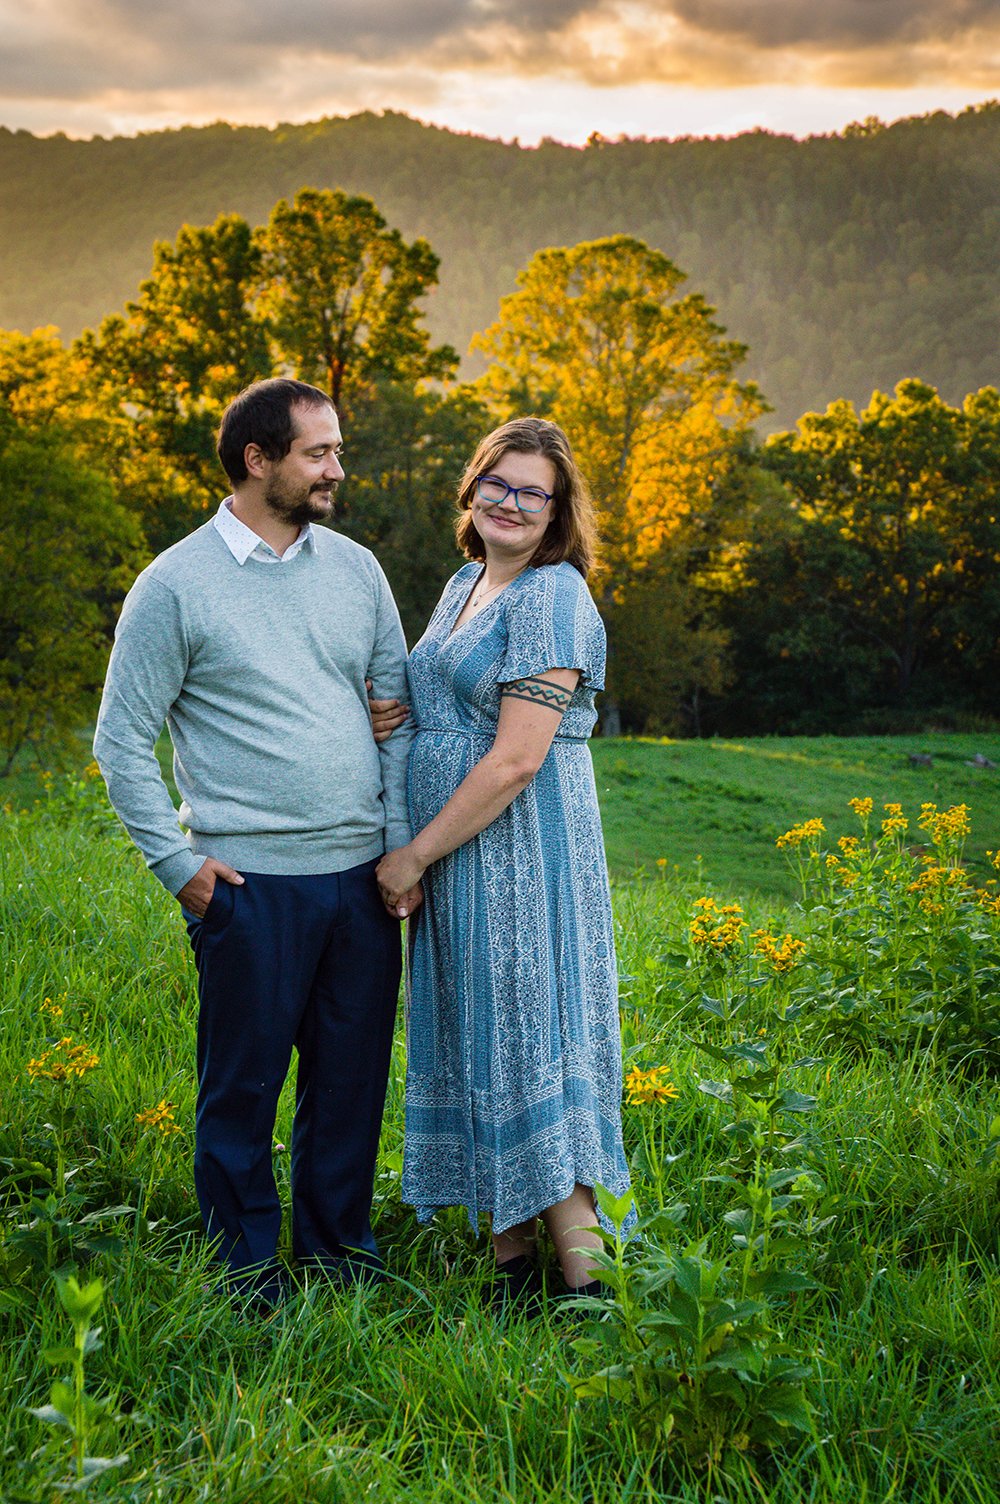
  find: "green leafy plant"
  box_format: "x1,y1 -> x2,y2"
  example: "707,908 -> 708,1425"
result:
27,1272 -> 128,1486
568,1189 -> 814,1469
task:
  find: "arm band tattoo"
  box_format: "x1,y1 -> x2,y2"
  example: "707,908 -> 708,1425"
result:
500,675 -> 573,714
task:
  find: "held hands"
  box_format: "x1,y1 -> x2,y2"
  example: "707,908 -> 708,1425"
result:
376,845 -> 426,919
176,857 -> 244,918
366,678 -> 409,744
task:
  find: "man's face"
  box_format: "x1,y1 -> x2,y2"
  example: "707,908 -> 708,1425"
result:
262,402 -> 345,526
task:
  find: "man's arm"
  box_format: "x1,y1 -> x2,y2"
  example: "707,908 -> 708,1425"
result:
366,563 -> 415,856
93,572 -> 208,897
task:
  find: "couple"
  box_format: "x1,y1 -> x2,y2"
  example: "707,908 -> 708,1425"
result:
94,377 -> 631,1312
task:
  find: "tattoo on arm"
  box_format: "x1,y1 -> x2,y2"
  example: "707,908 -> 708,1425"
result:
500,675 -> 574,714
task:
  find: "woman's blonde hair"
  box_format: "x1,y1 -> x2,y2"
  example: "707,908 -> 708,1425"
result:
454,417 -> 598,578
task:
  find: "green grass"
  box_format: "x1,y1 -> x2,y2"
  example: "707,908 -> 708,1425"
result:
594,733 -> 1000,896
1,747 -> 999,1501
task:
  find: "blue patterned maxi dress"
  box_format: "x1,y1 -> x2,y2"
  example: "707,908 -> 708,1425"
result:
402,560 -> 632,1234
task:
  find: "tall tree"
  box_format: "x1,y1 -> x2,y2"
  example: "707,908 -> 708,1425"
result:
255,188 -> 456,406
77,214 -> 269,548
472,235 -> 765,730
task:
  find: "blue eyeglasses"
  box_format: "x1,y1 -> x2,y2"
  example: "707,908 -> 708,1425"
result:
476,474 -> 553,513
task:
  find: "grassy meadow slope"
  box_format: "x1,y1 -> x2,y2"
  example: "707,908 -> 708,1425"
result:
593,733 -> 1000,897
1,741 -> 999,1500
2,106 -> 999,427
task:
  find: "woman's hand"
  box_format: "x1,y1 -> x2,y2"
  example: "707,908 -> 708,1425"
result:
377,845 -> 427,916
366,678 -> 409,743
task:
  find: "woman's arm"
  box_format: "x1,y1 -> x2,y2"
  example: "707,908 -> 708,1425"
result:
375,666 -> 580,908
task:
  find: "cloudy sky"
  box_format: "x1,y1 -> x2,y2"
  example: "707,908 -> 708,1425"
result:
2,0 -> 998,143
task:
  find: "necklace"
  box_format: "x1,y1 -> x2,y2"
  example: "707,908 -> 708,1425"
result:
471,572 -> 519,608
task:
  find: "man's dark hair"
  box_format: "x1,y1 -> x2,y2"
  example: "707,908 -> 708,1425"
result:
217,379 -> 335,484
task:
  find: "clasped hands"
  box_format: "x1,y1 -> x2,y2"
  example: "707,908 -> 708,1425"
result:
376,846 -> 425,920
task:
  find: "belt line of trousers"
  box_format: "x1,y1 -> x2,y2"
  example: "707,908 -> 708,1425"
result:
184,859 -> 402,1279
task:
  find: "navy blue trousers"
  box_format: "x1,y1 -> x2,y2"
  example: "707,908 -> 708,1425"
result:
184,859 -> 401,1285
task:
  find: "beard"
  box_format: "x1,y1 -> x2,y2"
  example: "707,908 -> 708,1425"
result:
264,480 -> 335,526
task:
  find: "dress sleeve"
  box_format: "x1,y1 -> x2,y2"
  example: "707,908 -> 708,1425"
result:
499,565 -> 606,691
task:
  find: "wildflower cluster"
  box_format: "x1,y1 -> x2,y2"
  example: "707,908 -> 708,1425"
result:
907,863 -> 969,914
752,930 -> 807,973
690,896 -> 746,953
847,797 -> 873,819
39,994 -> 65,1020
624,1065 -> 679,1105
919,801 -> 971,844
776,818 -> 825,850
135,1099 -> 182,1137
880,802 -> 909,837
26,1038 -> 99,1083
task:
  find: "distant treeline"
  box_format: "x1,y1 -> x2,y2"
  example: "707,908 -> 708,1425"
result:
1,104 -> 1000,429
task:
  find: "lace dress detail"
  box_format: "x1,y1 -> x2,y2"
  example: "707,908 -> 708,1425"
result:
402,561 -> 632,1234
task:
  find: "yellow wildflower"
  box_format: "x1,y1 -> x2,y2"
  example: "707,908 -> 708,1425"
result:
989,850 -> 1000,871
881,803 -> 909,837
625,1065 -> 680,1106
977,890 -> 1000,916
907,864 -> 968,912
26,1037 -> 99,1083
753,930 -> 807,973
776,818 -> 825,849
39,996 -> 64,1020
848,797 -> 873,819
655,857 -> 668,869
84,760 -> 102,780
136,1099 -> 182,1136
918,803 -> 971,845
838,835 -> 861,856
690,896 -> 746,952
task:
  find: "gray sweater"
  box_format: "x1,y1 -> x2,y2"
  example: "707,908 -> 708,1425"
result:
94,520 -> 413,895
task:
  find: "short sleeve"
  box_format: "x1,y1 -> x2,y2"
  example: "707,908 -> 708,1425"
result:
499,564 -> 606,691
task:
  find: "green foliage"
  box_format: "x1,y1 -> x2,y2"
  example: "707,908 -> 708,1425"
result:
77,214 -> 270,549
711,380 -> 1000,733
257,187 -> 456,404
0,408 -> 143,773
572,1201 -> 813,1468
28,1272 -> 128,1485
336,379 -> 488,644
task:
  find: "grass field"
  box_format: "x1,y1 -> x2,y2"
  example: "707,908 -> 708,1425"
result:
2,740 -> 999,1501
593,733 -> 1000,896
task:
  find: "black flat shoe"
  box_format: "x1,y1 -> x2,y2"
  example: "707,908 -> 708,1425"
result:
563,1279 -> 604,1299
487,1254 -> 545,1318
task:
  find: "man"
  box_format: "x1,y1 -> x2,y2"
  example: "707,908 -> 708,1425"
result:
94,378 -> 419,1306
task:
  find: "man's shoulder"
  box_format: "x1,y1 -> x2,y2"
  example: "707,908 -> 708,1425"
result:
141,522 -> 223,590
312,526 -> 382,576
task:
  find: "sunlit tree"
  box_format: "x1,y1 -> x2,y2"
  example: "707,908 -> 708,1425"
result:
472,235 -> 765,728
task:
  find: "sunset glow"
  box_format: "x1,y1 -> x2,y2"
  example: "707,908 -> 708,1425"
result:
1,0 -> 997,143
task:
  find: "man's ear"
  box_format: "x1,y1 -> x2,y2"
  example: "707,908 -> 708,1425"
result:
244,442 -> 268,479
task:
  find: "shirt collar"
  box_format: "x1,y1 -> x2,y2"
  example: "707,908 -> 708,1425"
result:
213,498 -> 316,565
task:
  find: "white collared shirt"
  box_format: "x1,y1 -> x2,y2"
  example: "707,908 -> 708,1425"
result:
213,498 -> 316,565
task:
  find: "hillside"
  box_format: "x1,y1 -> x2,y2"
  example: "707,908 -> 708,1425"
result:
2,105 -> 999,427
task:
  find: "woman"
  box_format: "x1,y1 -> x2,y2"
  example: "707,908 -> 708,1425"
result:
375,417 -> 631,1306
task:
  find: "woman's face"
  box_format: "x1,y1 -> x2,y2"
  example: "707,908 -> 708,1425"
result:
471,449 -> 556,568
